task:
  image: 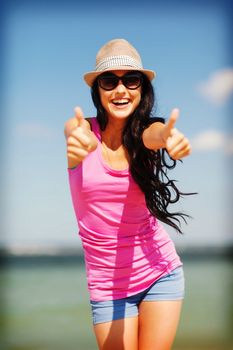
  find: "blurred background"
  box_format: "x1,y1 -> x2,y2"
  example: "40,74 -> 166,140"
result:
0,0 -> 232,349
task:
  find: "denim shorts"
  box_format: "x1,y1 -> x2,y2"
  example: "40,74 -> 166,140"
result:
90,266 -> 185,325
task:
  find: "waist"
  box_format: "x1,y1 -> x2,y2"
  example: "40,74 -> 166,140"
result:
78,210 -> 157,238
79,219 -> 175,268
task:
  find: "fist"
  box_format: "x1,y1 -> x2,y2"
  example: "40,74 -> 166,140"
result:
161,109 -> 191,160
64,107 -> 98,168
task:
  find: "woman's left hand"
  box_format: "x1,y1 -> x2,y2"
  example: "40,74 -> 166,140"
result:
161,108 -> 191,160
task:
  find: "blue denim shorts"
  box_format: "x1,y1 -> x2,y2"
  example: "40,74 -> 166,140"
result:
90,266 -> 185,325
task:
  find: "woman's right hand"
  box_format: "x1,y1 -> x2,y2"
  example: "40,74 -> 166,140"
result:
64,106 -> 98,168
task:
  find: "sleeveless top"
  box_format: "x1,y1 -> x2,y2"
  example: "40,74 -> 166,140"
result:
68,117 -> 182,301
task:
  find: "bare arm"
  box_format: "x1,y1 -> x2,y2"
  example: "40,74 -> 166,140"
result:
142,121 -> 166,150
142,108 -> 191,160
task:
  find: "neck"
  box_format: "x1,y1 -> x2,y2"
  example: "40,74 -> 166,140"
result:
101,118 -> 126,149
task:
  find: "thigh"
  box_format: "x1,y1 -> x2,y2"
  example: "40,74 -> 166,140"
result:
93,316 -> 138,350
138,300 -> 183,350
138,266 -> 185,350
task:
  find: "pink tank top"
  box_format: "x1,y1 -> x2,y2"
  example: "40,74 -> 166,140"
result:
68,118 -> 182,301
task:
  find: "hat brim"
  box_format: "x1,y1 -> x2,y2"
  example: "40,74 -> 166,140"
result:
83,67 -> 156,87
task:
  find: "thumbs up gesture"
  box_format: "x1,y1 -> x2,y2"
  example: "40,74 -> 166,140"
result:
162,109 -> 191,160
142,108 -> 191,160
64,107 -> 98,168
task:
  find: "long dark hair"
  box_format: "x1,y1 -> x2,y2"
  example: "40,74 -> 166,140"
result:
91,73 -> 194,233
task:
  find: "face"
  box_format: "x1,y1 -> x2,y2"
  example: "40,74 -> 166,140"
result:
98,70 -> 142,122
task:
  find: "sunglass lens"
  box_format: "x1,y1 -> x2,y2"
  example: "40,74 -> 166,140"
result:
98,72 -> 143,90
123,74 -> 142,89
98,76 -> 118,90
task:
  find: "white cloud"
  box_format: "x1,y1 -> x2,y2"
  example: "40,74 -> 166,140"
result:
225,137 -> 233,155
191,129 -> 233,154
197,68 -> 233,105
15,121 -> 59,139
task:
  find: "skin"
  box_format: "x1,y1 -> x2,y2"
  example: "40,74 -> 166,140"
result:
94,301 -> 183,350
64,70 -> 191,349
64,71 -> 191,169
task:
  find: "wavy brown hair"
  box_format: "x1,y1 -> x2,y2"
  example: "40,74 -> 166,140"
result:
91,72 -> 194,233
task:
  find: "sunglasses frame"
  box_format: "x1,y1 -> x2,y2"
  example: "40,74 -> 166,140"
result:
97,71 -> 143,91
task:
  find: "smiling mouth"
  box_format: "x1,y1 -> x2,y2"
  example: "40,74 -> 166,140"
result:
112,100 -> 130,106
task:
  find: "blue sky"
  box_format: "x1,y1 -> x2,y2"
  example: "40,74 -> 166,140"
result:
1,0 -> 233,252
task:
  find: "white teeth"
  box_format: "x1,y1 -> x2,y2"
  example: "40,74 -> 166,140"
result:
112,99 -> 129,105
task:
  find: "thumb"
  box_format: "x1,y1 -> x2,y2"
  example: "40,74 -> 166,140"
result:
163,108 -> 179,140
74,106 -> 86,127
166,108 -> 179,130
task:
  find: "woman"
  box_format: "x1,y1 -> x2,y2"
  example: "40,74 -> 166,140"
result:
65,38 -> 192,350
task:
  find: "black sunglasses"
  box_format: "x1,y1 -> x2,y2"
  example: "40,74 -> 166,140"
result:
97,72 -> 143,91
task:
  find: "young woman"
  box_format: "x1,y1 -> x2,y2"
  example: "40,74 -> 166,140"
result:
65,38 -> 192,350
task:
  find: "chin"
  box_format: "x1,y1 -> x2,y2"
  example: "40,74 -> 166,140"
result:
110,113 -> 131,120
109,108 -> 134,119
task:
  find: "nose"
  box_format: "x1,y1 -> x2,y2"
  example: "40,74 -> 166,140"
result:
115,79 -> 127,93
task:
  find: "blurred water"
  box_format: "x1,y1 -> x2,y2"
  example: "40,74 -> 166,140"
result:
0,255 -> 232,350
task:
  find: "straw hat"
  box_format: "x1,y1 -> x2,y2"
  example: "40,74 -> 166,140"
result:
83,38 -> 156,87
